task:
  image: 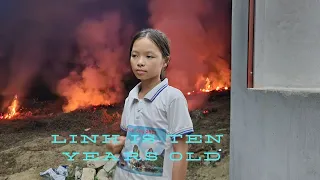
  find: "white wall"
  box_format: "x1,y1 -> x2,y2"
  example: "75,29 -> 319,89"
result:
231,0 -> 320,179
254,0 -> 320,88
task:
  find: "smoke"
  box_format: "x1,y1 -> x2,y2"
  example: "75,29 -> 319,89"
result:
148,0 -> 231,90
57,12 -> 133,112
0,1 -> 82,98
147,0 -> 231,109
0,0 -> 135,111
0,35 -> 46,109
0,0 -> 231,112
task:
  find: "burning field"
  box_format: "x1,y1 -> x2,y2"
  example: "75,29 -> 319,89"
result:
0,0 -> 231,179
0,77 -> 229,121
0,90 -> 230,180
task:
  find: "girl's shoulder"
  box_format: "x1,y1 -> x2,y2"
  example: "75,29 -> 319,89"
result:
163,85 -> 187,102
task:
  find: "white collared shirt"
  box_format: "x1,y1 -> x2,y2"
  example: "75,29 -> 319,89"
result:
113,78 -> 194,180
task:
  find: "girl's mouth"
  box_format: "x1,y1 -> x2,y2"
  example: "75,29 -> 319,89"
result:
136,70 -> 147,74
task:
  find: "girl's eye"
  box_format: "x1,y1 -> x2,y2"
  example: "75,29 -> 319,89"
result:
146,55 -> 154,59
131,54 -> 137,58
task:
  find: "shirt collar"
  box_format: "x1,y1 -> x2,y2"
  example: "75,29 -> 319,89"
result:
129,78 -> 169,102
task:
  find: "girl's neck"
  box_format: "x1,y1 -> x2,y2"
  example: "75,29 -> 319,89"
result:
139,77 -> 162,97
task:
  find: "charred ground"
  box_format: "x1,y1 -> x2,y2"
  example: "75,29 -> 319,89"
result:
0,91 -> 230,180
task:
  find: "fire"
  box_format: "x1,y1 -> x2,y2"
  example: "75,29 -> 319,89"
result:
0,94 -> 19,120
199,77 -> 228,92
186,77 -> 229,95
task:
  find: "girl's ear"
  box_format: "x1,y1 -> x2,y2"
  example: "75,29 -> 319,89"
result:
163,56 -> 170,69
165,56 -> 170,66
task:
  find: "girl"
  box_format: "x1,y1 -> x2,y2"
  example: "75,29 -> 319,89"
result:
108,28 -> 194,180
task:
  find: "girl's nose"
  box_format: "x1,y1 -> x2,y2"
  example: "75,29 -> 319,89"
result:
137,63 -> 145,67
137,57 -> 145,67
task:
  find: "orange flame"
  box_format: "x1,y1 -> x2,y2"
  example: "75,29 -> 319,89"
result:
199,77 -> 228,92
200,77 -> 212,92
1,95 -> 19,120
186,77 -> 229,95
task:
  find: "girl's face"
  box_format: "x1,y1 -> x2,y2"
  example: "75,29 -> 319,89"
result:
130,37 -> 167,81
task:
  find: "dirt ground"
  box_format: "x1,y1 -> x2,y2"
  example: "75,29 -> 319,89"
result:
0,92 -> 230,180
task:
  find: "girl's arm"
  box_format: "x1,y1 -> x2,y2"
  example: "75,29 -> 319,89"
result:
172,136 -> 189,180
106,135 -> 126,154
167,94 -> 194,180
107,97 -> 129,154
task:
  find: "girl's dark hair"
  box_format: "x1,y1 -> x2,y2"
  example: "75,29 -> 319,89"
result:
129,28 -> 170,80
